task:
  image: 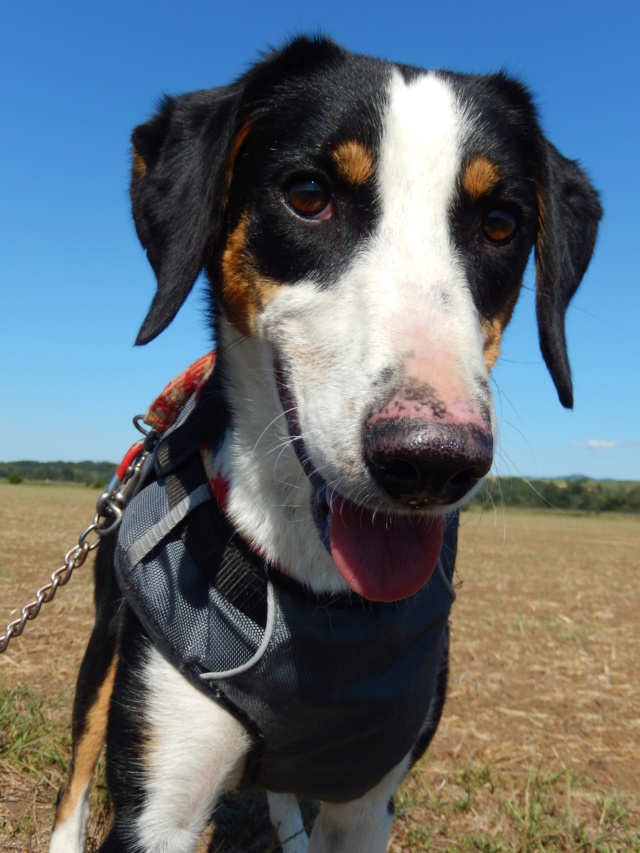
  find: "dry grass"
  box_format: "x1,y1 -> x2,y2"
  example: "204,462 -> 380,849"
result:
0,481 -> 100,850
389,507 -> 640,851
0,481 -> 638,851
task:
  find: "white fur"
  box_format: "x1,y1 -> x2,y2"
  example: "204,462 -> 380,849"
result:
206,320 -> 347,594
49,793 -> 90,853
370,70 -> 484,379
266,754 -> 411,853
267,792 -> 309,852
134,647 -> 251,853
309,753 -> 411,852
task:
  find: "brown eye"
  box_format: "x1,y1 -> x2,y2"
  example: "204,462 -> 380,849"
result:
286,178 -> 333,220
480,209 -> 517,244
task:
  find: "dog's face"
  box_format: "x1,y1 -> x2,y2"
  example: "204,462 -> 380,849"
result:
130,38 -> 601,600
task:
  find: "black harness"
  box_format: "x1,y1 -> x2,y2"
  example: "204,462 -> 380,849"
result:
114,387 -> 458,803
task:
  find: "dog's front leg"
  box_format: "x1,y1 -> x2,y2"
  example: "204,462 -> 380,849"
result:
267,792 -> 309,852
308,755 -> 410,853
99,645 -> 253,853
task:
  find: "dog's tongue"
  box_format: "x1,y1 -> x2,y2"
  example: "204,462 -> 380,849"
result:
329,494 -> 444,602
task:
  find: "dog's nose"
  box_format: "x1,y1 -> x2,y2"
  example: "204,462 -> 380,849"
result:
364,418 -> 493,507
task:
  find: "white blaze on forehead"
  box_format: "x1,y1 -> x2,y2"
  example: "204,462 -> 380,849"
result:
364,69 -> 488,416
376,69 -> 464,274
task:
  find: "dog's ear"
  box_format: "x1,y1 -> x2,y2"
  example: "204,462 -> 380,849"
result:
130,87 -> 241,344
535,141 -> 602,408
130,38 -> 347,345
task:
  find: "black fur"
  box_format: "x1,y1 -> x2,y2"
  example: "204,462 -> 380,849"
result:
131,38 -> 391,350
101,610 -> 152,846
534,141 -> 602,407
447,71 -> 602,407
131,86 -> 241,344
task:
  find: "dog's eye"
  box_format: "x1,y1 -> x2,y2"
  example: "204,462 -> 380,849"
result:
480,209 -> 517,245
286,178 -> 334,220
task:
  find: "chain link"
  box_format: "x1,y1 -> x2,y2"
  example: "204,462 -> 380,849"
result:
0,429 -> 154,654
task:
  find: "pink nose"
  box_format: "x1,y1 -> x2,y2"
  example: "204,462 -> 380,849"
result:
364,417 -> 493,508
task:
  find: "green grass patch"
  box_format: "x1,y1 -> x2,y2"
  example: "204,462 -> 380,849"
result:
392,756 -> 640,853
0,676 -> 113,850
0,678 -> 70,781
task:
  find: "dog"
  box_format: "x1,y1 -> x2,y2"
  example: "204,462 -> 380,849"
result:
49,36 -> 601,853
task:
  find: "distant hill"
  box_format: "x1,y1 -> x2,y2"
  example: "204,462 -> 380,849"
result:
0,460 -> 115,487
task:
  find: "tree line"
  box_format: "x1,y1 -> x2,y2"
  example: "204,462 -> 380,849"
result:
0,460 -> 115,487
475,476 -> 640,514
1,463 -> 639,512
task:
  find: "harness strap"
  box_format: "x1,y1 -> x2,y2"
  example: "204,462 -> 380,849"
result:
183,503 -> 269,629
142,393 -> 270,629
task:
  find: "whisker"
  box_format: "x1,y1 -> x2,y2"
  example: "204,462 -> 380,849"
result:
251,408 -> 297,457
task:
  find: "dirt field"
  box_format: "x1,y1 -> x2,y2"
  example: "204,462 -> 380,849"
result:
1,481 -> 638,851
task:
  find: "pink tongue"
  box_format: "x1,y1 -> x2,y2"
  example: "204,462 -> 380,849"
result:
329,495 -> 444,602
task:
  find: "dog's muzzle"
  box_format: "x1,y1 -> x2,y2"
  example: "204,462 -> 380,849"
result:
273,363 -> 457,602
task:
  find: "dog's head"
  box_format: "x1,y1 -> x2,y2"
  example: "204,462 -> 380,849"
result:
130,37 -> 601,599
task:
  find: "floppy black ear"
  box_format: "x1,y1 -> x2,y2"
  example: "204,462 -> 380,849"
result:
535,141 -> 602,408
130,87 -> 240,344
130,37 -> 348,345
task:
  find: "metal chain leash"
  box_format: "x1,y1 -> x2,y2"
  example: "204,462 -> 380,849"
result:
0,420 -> 156,654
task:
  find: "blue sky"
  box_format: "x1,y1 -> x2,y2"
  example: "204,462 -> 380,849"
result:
1,0 -> 638,480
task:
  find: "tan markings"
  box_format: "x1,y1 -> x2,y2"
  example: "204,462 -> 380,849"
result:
331,140 -> 374,186
220,212 -> 279,336
54,654 -> 119,826
481,283 -> 523,371
225,119 -> 253,192
195,822 -> 216,853
131,146 -> 148,178
462,156 -> 501,200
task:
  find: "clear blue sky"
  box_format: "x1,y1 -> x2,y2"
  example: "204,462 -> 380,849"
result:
1,0 -> 638,480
